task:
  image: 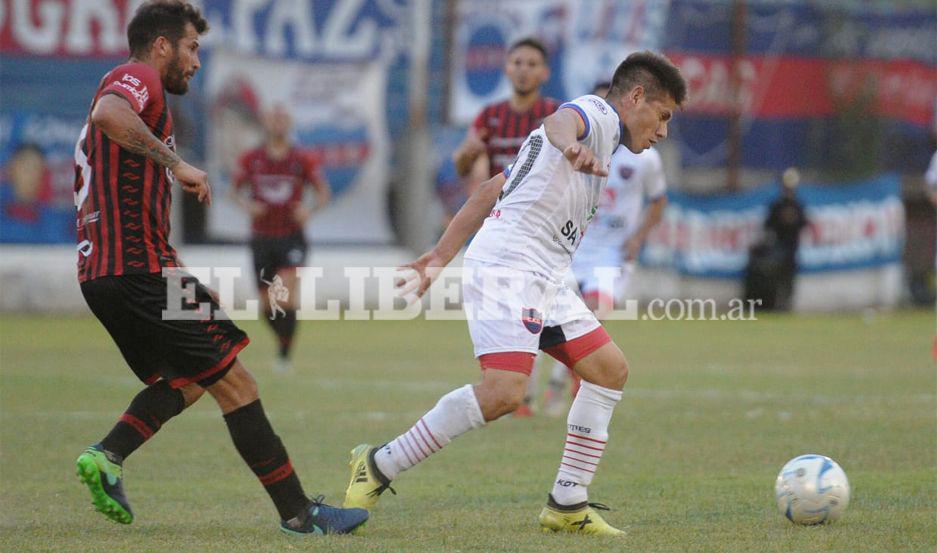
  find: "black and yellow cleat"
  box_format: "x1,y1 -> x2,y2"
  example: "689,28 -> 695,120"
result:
343,444 -> 395,510
539,494 -> 625,537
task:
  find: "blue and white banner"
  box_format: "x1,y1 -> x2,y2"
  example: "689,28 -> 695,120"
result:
1,0 -> 413,245
643,174 -> 905,278
449,0 -> 670,125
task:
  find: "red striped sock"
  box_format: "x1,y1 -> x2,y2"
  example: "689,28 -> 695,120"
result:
374,385 -> 484,480
551,380 -> 622,505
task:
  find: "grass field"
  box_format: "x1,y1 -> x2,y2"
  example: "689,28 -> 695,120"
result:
1,311 -> 935,552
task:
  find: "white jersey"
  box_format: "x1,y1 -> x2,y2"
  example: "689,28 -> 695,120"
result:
577,147 -> 666,252
464,95 -> 623,282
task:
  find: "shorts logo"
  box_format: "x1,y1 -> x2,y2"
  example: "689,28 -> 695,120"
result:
521,307 -> 543,334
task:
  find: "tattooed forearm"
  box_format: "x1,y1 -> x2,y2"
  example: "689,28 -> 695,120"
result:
92,94 -> 181,169
121,124 -> 181,168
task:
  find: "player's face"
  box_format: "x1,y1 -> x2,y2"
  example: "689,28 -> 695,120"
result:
164,24 -> 201,95
622,90 -> 677,153
264,106 -> 293,141
505,46 -> 549,97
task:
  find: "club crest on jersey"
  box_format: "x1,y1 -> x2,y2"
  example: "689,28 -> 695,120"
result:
618,165 -> 635,179
521,307 -> 543,334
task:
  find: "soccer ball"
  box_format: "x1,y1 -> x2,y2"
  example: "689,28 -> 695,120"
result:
775,454 -> 850,525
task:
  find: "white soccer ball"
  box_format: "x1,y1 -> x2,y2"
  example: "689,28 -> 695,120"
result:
775,454 -> 850,525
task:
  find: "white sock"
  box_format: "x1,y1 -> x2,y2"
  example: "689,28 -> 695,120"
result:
550,380 -> 622,505
374,384 -> 485,480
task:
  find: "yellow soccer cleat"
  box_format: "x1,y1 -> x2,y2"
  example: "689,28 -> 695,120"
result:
343,444 -> 395,510
539,495 -> 625,537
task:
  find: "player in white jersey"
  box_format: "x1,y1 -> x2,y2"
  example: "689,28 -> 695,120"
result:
542,83 -> 670,413
343,52 -> 686,536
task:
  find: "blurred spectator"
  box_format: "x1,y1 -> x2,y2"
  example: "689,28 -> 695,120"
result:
452,37 -> 559,192
746,167 -> 808,311
0,143 -> 70,243
230,104 -> 331,374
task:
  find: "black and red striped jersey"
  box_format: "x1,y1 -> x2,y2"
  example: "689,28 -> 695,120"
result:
74,62 -> 176,283
470,96 -> 560,177
233,147 -> 324,238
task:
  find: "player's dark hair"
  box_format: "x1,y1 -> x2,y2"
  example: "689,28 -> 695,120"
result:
508,37 -> 549,62
609,51 -> 686,106
127,0 -> 209,58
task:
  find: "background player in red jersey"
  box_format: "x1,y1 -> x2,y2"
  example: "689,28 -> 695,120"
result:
231,105 -> 331,373
453,37 -> 560,193
73,0 -> 366,536
452,37 -> 559,416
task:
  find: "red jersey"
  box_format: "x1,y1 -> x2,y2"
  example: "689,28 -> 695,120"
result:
471,96 -> 560,177
234,147 -> 324,238
74,63 -> 176,283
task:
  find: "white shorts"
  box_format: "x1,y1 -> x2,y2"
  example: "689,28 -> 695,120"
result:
570,246 -> 632,300
461,259 -> 603,362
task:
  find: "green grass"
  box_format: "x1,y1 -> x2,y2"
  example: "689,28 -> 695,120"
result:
1,311 -> 935,552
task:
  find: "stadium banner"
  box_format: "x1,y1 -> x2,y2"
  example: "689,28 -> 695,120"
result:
661,0 -> 937,170
643,173 -> 905,278
1,0 -> 411,244
448,0 -> 671,125
197,0 -> 411,244
204,52 -> 391,243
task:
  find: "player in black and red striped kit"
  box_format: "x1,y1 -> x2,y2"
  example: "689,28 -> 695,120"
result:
72,1 -> 366,536
453,37 -> 559,416
232,105 -> 331,372
453,37 -> 560,188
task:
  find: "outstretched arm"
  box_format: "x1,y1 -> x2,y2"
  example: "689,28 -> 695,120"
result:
92,94 -> 211,203
543,108 -> 607,176
400,172 -> 505,298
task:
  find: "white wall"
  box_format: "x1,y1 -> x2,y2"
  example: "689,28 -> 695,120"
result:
0,245 -> 903,314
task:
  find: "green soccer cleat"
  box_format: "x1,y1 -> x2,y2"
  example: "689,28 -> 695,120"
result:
343,444 -> 394,510
539,494 -> 625,537
75,444 -> 134,524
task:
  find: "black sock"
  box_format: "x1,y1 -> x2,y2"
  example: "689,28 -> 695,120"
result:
269,309 -> 297,359
100,380 -> 185,459
223,399 -> 308,520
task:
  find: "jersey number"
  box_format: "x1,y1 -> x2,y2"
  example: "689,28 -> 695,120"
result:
74,124 -> 91,211
500,135 -> 543,200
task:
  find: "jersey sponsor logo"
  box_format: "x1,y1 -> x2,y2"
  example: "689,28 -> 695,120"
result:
256,176 -> 296,204
589,98 -> 608,114
113,74 -> 149,110
521,307 -> 544,334
561,219 -> 579,245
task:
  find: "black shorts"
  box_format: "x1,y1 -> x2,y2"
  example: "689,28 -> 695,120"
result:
81,273 -> 250,389
251,232 -> 307,287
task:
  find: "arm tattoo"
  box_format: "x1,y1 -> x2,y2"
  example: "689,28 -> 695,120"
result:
121,124 -> 181,168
